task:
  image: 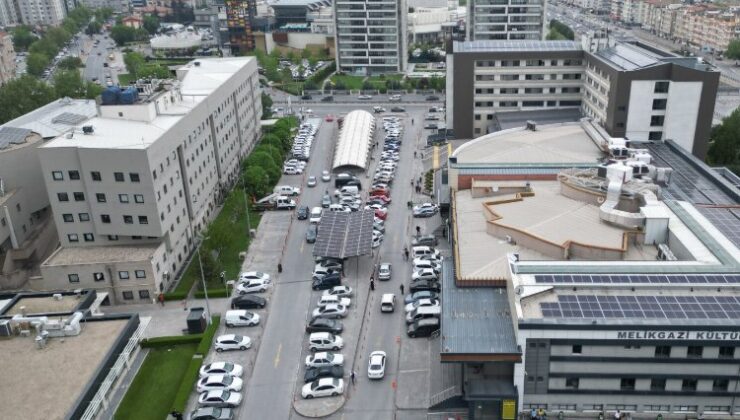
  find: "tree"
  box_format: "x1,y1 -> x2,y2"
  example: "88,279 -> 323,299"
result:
196,246 -> 222,288
707,108 -> 740,166
138,64 -> 171,79
26,53 -> 50,76
362,80 -> 374,91
85,81 -> 104,99
726,39 -> 740,61
124,51 -> 146,75
11,26 -> 36,51
255,144 -> 283,167
54,70 -> 87,98
143,15 -> 160,34
243,166 -> 270,198
0,76 -> 56,124
261,92 -> 273,119
86,21 -> 102,35
46,27 -> 72,49
110,25 -> 141,46
58,56 -> 83,70
303,79 -> 318,91
29,38 -> 57,58
260,134 -> 285,153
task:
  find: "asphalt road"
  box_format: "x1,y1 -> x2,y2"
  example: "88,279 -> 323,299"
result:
83,34 -> 117,84
237,103 -> 436,419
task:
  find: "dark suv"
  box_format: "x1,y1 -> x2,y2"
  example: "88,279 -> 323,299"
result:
312,273 -> 341,290
407,318 -> 439,338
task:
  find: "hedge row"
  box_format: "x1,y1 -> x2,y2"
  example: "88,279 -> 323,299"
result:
140,334 -> 202,348
194,288 -> 229,299
196,315 -> 221,356
163,290 -> 188,301
170,355 -> 204,414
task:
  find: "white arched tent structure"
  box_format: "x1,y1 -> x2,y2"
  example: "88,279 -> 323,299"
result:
332,110 -> 375,170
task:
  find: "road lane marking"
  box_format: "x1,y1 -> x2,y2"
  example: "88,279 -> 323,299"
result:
274,343 -> 282,367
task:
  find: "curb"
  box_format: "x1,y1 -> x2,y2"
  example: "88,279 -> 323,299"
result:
292,395 -> 346,418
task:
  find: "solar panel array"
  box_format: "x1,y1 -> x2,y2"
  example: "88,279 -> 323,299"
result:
456,40 -> 577,53
534,274 -> 740,284
313,210 -> 373,259
698,207 -> 740,248
540,295 -> 740,319
0,127 -> 31,149
51,112 -> 88,125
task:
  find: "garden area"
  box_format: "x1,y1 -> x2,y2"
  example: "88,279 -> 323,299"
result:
114,316 -> 220,420
251,49 -> 334,95
166,116 -> 299,300
327,73 -> 444,93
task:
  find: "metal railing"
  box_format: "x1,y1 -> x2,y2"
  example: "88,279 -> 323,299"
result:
79,317 -> 150,420
429,385 -> 463,407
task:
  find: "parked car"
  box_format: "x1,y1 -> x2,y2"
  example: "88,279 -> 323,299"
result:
309,332 -> 344,351
426,95 -> 440,101
238,271 -> 271,283
322,285 -> 353,298
404,290 -> 439,305
199,362 -> 243,378
404,298 -> 441,313
189,407 -> 233,420
304,365 -> 344,383
231,295 -> 266,309
310,207 -> 323,224
306,318 -> 344,334
198,390 -> 243,408
306,352 -> 345,368
412,268 -> 439,282
407,318 -> 440,338
367,351 -> 387,379
321,170 -> 331,182
215,334 -> 251,352
409,279 -> 441,293
317,294 -> 351,308
307,176 -> 317,187
312,304 -> 348,319
236,278 -> 271,294
196,375 -> 243,393
306,224 -> 318,243
412,234 -> 438,247
302,378 -> 345,399
297,205 -> 309,220
312,273 -> 342,290
378,263 -> 392,281
358,94 -> 373,100
224,310 -> 260,327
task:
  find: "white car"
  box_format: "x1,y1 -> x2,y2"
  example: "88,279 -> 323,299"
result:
318,294 -> 351,308
322,170 -> 331,182
367,351 -> 386,379
309,332 -> 344,351
378,263 -> 392,281
310,207 -> 323,224
323,285 -> 353,298
413,258 -> 442,273
196,375 -> 244,393
199,362 -> 244,378
198,389 -> 243,408
312,304 -> 348,319
358,94 -> 373,100
307,176 -> 317,187
301,378 -> 344,399
412,203 -> 439,213
236,278 -> 271,294
412,268 -> 439,282
404,298 -> 441,313
239,271 -> 271,283
305,351 -> 345,368
214,334 -> 251,352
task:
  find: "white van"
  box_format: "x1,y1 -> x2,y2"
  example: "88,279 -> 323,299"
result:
380,294 -> 396,313
412,246 -> 441,260
334,185 -> 359,197
308,332 -> 344,351
310,207 -> 323,224
274,185 -> 301,196
405,306 -> 441,324
329,204 -> 349,213
225,310 -> 261,327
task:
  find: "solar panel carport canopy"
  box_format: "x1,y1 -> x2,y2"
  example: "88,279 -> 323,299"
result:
313,210 -> 374,259
332,110 -> 375,170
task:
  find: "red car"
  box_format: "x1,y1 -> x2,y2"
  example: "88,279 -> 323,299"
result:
367,195 -> 391,205
370,189 -> 390,198
373,208 -> 388,220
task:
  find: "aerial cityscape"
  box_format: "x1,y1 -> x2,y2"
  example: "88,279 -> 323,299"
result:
0,0 -> 739,419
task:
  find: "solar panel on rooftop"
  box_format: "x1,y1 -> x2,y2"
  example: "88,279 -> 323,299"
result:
540,294 -> 740,319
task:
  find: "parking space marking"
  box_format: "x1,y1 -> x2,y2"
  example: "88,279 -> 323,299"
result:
274,343 -> 282,368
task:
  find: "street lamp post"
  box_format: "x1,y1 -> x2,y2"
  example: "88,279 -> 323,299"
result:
196,242 -> 212,325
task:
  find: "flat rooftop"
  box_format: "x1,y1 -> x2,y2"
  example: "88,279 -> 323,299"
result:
0,98 -> 97,139
452,123 -> 602,165
454,40 -> 579,53
0,319 -> 128,419
4,295 -> 82,315
42,245 -> 159,266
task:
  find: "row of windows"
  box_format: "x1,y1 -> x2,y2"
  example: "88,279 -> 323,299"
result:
57,192 -> 146,204
523,403 -> 713,413
68,269 -> 147,283
52,171 -> 140,183
122,290 -> 151,300
569,344 -> 735,358
559,377 -> 729,392
475,59 -> 582,67
475,73 -> 583,81
475,87 -> 581,95
64,213 -> 148,225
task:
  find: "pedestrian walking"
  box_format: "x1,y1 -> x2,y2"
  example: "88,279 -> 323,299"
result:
350,370 -> 356,385
158,293 -> 165,307
400,284 -> 405,295
370,279 -> 375,291
278,263 -> 283,273
416,226 -> 421,236
414,151 -> 417,158
410,180 -> 414,188
614,410 -> 621,420
404,246 -> 409,260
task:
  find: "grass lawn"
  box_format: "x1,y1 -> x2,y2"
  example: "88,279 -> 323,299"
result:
330,74 -> 365,90
117,73 -> 134,86
114,344 -> 198,420
174,189 -> 262,294
367,74 -> 404,89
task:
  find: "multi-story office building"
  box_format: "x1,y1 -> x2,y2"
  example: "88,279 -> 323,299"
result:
224,0 -> 257,55
436,118 -> 740,418
0,32 -> 16,87
467,0 -> 545,41
334,0 -> 407,75
447,40 -> 719,159
16,0 -> 67,26
36,58 -> 261,305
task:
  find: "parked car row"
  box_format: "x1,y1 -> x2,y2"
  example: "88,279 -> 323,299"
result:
406,245 -> 444,338
292,121 -> 319,162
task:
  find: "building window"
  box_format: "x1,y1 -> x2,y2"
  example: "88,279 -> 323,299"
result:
138,216 -> 149,224
652,99 -> 667,110
616,122 -> 625,128
101,214 -> 111,223
565,377 -> 579,389
83,233 -> 94,242
57,192 -> 69,202
620,378 -> 636,391
68,273 -> 80,283
719,346 -> 735,359
62,214 -> 74,223
119,194 -> 129,203
650,115 -> 665,127
687,346 -> 703,358
93,272 -> 105,282
645,405 -> 670,412
68,170 -> 80,180
96,193 -> 106,203
655,346 -> 671,357
681,379 -> 697,391
572,345 -> 582,354
139,290 -> 150,299
650,378 -> 666,391
52,171 -> 64,181
130,173 -> 140,182
654,81 -> 669,93
134,194 -> 144,203
135,270 -> 146,278
114,172 -> 124,182
123,215 -> 133,224
122,291 -> 134,300
68,234 -> 79,242
713,379 -> 729,392
108,235 -> 119,241
704,406 -> 730,413
73,192 -> 85,201
648,131 -> 663,140
91,171 -> 102,181
118,271 -> 130,280
78,213 -> 90,222
676,406 -> 698,412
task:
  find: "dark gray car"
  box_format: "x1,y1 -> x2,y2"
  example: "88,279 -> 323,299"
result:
412,235 -> 438,247
190,407 -> 233,420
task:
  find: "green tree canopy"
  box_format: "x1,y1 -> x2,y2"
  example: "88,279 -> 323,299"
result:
110,25 -> 148,46
86,21 -> 102,35
707,108 -> 740,166
143,15 -> 160,34
58,56 -> 83,70
726,39 -> 740,61
53,70 -> 87,98
243,166 -> 270,198
26,53 -> 50,76
261,92 -> 273,119
0,76 -> 56,124
11,26 -> 37,51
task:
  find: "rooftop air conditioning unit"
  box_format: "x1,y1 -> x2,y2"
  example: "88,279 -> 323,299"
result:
82,125 -> 94,134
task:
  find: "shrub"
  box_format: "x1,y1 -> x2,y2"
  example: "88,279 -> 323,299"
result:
163,290 -> 189,301
170,356 -> 203,413
196,315 -> 221,356
140,335 -> 202,348
194,288 -> 229,299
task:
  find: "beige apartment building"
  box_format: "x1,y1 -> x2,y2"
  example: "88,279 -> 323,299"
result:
0,32 -> 15,87
36,58 -> 261,305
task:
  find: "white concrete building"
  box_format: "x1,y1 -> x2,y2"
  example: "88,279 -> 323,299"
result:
0,0 -> 19,26
17,0 -> 67,26
467,0 -> 546,41
36,58 -> 262,305
334,0 -> 408,75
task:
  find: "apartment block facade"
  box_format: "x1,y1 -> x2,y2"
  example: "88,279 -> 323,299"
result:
36,58 -> 261,305
15,0 -> 67,26
448,40 -> 719,158
467,0 -> 545,41
335,0 -> 407,75
0,32 -> 15,87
